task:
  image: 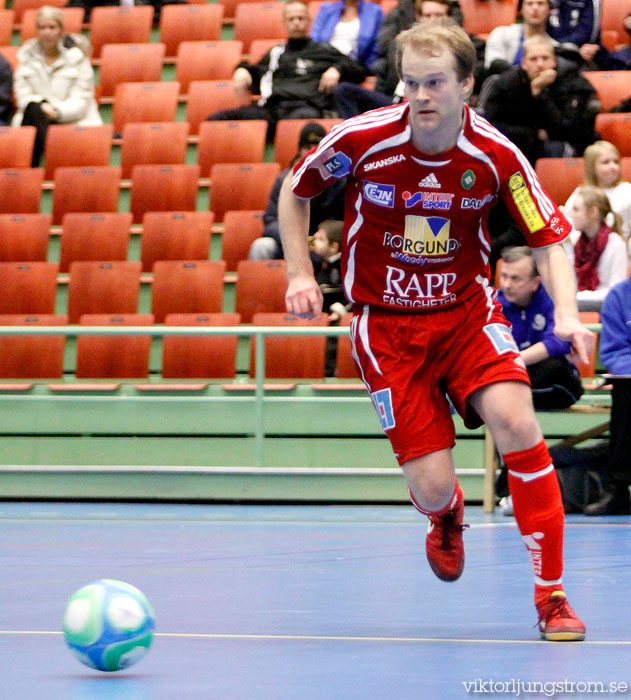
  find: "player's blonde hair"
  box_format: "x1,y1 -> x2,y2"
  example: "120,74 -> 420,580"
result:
583,141 -> 622,188
395,19 -> 476,82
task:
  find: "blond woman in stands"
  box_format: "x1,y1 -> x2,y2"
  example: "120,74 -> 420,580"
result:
564,141 -> 631,243
12,5 -> 101,166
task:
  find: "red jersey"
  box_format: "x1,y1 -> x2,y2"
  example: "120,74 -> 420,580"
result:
291,103 -> 571,312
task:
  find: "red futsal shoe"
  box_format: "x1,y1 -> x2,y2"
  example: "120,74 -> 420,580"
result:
536,590 -> 586,641
426,493 -> 468,582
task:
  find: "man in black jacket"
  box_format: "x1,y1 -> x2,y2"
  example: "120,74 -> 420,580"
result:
207,0 -> 367,139
480,34 -> 599,164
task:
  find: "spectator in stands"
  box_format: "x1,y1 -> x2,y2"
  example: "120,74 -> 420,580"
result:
498,246 -> 583,409
573,12 -> 631,70
334,0 -> 452,118
249,122 -> 345,261
564,141 -> 631,243
583,275 -> 631,515
0,51 -> 14,126
484,0 -> 557,74
309,0 -> 383,69
546,0 -> 600,50
66,0 -> 184,24
207,0 -> 367,140
564,185 -> 629,310
480,35 -> 599,164
12,6 -> 102,167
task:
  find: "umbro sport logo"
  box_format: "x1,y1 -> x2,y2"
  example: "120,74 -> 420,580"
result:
418,172 -> 441,188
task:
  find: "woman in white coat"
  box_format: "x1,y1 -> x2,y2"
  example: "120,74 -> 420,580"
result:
12,5 -> 101,166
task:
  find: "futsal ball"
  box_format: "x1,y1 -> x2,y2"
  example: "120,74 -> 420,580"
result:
63,579 -> 155,672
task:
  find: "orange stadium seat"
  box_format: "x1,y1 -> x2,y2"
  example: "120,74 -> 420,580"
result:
622,157 -> 631,181
0,126 -> 36,169
150,260 -> 226,323
221,210 -> 264,272
0,213 -> 51,262
459,0 -> 518,36
219,0 -> 273,22
59,212 -> 132,273
0,314 -> 67,379
186,80 -> 249,135
534,158 -> 585,205
89,6 -> 155,59
0,10 -> 15,45
43,124 -> 114,180
0,46 -> 18,71
233,2 -> 286,53
601,0 -> 631,47
248,38 -> 282,63
594,113 -> 631,157
0,168 -> 43,214
335,314 -> 359,379
162,312 -> 241,379
274,118 -> 341,169
129,164 -> 200,223
159,4 -> 224,58
120,121 -> 189,179
76,314 -> 154,379
583,71 -> 631,112
140,210 -> 213,272
250,312 -> 329,379
20,7 -> 83,41
209,162 -> 280,222
11,0 -> 65,23
97,43 -> 166,99
111,81 -> 180,134
51,166 -> 121,225
67,261 -> 142,324
197,120 -> 267,176
0,262 -> 58,315
175,41 -> 243,93
235,259 -> 287,323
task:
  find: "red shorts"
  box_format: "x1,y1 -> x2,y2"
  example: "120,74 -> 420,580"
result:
350,295 -> 530,466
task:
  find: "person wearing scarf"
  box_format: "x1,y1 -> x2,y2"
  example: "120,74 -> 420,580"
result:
564,185 -> 628,309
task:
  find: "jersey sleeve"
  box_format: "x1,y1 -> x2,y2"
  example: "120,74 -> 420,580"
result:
290,124 -> 354,200
497,150 -> 572,249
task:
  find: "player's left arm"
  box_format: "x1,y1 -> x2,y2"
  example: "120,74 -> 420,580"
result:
531,244 -> 594,364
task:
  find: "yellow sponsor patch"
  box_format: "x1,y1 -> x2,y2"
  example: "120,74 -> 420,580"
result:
508,172 -> 545,233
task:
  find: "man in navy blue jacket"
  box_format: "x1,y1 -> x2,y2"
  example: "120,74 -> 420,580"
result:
498,246 -> 584,409
584,276 -> 631,515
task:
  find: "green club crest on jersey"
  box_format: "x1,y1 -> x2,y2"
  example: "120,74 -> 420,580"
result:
461,169 -> 475,190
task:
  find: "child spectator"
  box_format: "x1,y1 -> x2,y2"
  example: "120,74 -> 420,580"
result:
564,185 -> 629,309
564,141 -> 631,243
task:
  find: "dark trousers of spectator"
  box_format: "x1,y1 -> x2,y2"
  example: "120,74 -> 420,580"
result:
207,100 -> 321,141
333,82 -> 392,119
21,101 -> 56,167
528,356 -> 584,410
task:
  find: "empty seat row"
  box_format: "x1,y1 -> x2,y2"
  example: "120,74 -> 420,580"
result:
0,259 -> 288,323
0,210 -> 264,272
0,162 -> 280,222
0,118 -> 341,175
0,312 -> 357,380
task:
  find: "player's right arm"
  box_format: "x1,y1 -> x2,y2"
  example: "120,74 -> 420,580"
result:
278,172 -> 323,318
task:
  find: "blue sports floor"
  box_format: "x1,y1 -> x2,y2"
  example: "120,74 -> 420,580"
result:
1,502 -> 630,700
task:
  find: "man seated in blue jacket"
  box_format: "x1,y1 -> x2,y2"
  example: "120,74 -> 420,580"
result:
498,246 -> 584,410
584,275 -> 631,515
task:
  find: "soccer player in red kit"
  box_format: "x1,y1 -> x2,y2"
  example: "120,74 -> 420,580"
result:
278,20 -> 593,640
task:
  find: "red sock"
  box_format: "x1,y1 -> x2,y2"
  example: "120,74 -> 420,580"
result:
409,479 -> 462,517
504,440 -> 565,599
